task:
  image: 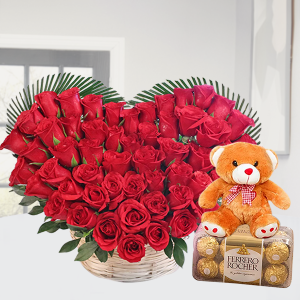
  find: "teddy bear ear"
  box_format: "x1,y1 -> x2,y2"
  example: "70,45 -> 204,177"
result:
210,146 -> 225,167
266,149 -> 278,170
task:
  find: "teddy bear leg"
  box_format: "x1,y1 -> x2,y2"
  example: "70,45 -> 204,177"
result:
201,207 -> 241,237
249,214 -> 279,238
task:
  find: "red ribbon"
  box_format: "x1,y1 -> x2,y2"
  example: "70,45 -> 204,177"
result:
225,184 -> 256,206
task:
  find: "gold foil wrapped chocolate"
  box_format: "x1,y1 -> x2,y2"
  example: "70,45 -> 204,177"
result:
264,264 -> 288,286
219,260 -> 224,277
197,237 -> 219,258
265,242 -> 289,264
220,239 -> 225,257
197,258 -> 218,278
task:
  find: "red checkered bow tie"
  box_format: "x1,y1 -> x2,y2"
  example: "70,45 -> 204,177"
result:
225,184 -> 256,206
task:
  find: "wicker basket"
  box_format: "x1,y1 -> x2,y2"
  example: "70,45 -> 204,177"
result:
70,231 -> 179,282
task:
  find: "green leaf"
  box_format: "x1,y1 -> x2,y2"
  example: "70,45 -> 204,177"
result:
95,247 -> 108,263
19,196 -> 38,206
12,185 -> 26,196
172,237 -> 187,253
96,109 -> 100,118
53,135 -> 61,146
71,155 -> 78,167
75,241 -> 99,261
47,226 -> 60,233
22,136 -> 30,144
82,157 -> 88,164
164,237 -> 173,259
59,239 -> 81,253
95,156 -> 101,167
118,119 -> 125,127
56,107 -> 61,118
44,216 -> 52,222
75,232 -> 84,238
29,162 -> 44,166
38,148 -> 51,159
173,244 -> 185,267
116,141 -> 122,153
75,132 -> 80,142
67,224 -> 88,232
37,221 -> 59,233
167,159 -> 176,167
28,206 -> 44,215
59,222 -> 69,230
108,249 -> 114,257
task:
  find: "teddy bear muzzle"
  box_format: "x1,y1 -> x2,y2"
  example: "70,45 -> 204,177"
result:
232,163 -> 260,185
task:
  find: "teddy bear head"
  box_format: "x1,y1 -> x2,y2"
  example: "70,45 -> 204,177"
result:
210,142 -> 278,185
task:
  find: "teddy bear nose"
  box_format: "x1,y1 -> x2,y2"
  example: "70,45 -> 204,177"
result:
245,168 -> 253,175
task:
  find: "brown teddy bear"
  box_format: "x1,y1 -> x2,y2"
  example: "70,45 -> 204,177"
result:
198,142 -> 290,238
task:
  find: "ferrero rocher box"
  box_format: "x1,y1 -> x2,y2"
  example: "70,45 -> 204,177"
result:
192,224 -> 293,288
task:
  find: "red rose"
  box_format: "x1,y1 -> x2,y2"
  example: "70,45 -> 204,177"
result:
140,191 -> 169,219
105,125 -> 124,151
93,212 -> 122,251
158,111 -> 179,139
102,150 -> 131,176
102,172 -> 124,210
57,87 -> 82,117
194,85 -> 216,109
174,105 -> 207,136
166,161 -> 193,187
158,138 -> 189,166
206,94 -> 235,120
187,142 -> 213,172
81,118 -> 108,144
235,133 -> 257,145
9,156 -> 39,186
34,91 -> 59,117
104,101 -> 126,127
135,101 -> 157,123
194,116 -> 232,147
49,136 -> 80,168
188,171 -> 212,200
34,116 -> 65,147
38,157 -> 71,187
123,172 -> 147,200
58,178 -> 83,200
145,219 -> 170,251
117,199 -> 150,233
120,107 -> 140,135
19,138 -> 50,163
83,184 -> 110,212
173,88 -> 194,107
44,191 -> 71,221
24,174 -> 53,199
169,209 -> 197,238
67,202 -> 98,230
209,169 -> 219,181
227,110 -> 255,141
142,169 -> 166,192
167,185 -> 194,210
120,133 -> 143,154
73,164 -> 104,185
133,145 -> 165,174
14,103 -> 44,135
138,122 -> 160,148
60,115 -> 84,140
117,234 -> 146,263
154,94 -> 175,114
78,139 -> 103,166
81,94 -> 103,121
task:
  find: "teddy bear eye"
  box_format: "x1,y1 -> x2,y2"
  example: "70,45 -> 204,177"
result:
232,160 -> 238,167
254,161 -> 258,167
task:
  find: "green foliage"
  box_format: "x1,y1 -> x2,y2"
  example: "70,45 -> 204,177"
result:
59,239 -> 81,253
74,241 -> 99,261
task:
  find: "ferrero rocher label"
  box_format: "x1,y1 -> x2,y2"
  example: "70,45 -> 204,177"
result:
223,225 -> 264,285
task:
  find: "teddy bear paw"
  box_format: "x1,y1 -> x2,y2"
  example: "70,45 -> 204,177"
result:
255,223 -> 278,238
201,222 -> 226,237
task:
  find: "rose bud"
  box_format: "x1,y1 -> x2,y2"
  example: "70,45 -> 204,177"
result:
34,116 -> 66,147
58,177 -> 83,200
78,139 -> 103,166
93,212 -> 122,251
209,169 -> 219,181
174,105 -> 207,136
227,109 -> 255,141
44,190 -> 71,221
120,133 -> 143,154
81,118 -> 108,145
123,172 -> 147,200
24,173 -> 53,199
166,160 -> 193,187
9,156 -> 39,186
67,202 -> 98,230
158,137 -> 189,166
235,133 -> 257,144
187,142 -> 213,172
140,191 -> 169,219
120,107 -> 140,135
57,87 -> 82,117
35,91 -> 59,117
206,94 -> 235,120
49,136 -> 80,168
142,169 -> 166,192
83,184 -> 110,212
117,234 -> 146,263
138,122 -> 160,148
167,185 -> 194,210
105,125 -> 124,151
133,145 -> 165,174
102,150 -> 131,176
154,94 -> 175,114
135,101 -> 157,123
173,88 -> 194,107
145,219 -> 170,251
72,164 -> 104,185
188,171 -> 212,200
104,101 -> 127,127
19,138 -> 50,163
158,111 -> 179,139
169,209 -> 198,238
117,199 -> 151,233
194,84 -> 216,109
60,115 -> 84,140
102,172 -> 124,210
14,103 -> 44,135
81,94 -> 103,121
